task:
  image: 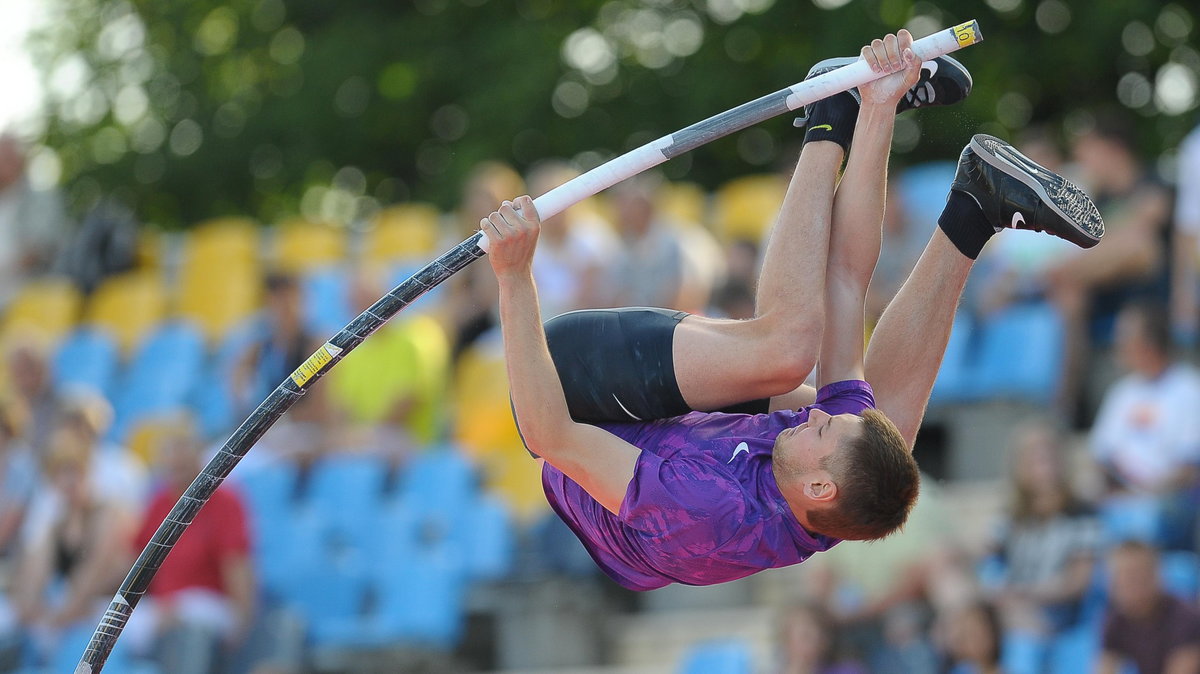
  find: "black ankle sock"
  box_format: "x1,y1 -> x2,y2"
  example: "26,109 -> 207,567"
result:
802,94 -> 858,152
938,190 -> 995,260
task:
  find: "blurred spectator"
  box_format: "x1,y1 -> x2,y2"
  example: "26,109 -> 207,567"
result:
774,602 -> 868,674
988,421 -> 1101,639
709,239 -> 759,320
0,134 -> 68,306
10,429 -> 135,661
55,388 -> 147,509
3,335 -> 58,451
1171,122 -> 1200,344
231,272 -> 318,413
1090,301 -> 1200,548
940,600 -> 1004,674
1045,112 -> 1172,420
870,603 -> 938,674
1097,540 -> 1200,674
0,397 -> 35,560
125,422 -> 255,674
604,172 -> 689,309
327,267 -> 450,447
446,161 -> 525,361
525,160 -> 617,319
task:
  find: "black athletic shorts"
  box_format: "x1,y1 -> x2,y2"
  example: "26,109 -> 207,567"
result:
542,307 -> 770,424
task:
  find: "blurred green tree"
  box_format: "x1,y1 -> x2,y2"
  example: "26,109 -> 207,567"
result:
28,0 -> 1199,229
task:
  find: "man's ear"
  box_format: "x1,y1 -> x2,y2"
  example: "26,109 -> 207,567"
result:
803,474 -> 838,503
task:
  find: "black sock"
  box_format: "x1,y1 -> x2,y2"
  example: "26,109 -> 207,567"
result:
937,190 -> 995,260
801,93 -> 858,152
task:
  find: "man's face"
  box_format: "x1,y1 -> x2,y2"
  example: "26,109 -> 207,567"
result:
773,408 -> 863,474
1110,548 -> 1161,616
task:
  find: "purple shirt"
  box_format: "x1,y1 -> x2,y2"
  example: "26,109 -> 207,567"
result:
542,380 -> 875,590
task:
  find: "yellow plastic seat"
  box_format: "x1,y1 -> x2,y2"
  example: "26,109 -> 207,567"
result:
656,181 -> 709,228
272,219 -> 347,273
711,174 -> 788,243
0,277 -> 82,345
363,204 -> 441,266
183,217 -> 261,271
177,263 -> 262,343
85,270 -> 168,354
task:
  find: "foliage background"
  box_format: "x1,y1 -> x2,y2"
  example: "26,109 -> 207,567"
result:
24,0 -> 1200,228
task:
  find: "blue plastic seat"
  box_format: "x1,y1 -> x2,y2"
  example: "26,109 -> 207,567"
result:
464,495 -> 515,581
305,454 -> 388,550
371,541 -> 467,648
302,267 -> 354,336
400,448 -> 477,517
53,327 -> 120,397
110,321 -> 207,440
974,302 -> 1064,403
1046,623 -> 1099,674
679,639 -> 754,674
1161,550 -> 1200,601
1001,630 -> 1047,674
929,315 -> 977,405
230,464 -> 301,593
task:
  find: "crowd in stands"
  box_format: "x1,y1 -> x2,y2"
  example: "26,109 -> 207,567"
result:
0,109 -> 1198,674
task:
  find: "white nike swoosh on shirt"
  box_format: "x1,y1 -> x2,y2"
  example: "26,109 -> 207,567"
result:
921,60 -> 938,78
728,441 -> 749,463
1011,211 -> 1026,228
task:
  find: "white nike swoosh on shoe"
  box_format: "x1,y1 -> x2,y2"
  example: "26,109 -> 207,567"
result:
921,60 -> 938,78
1011,211 -> 1026,228
728,441 -> 749,463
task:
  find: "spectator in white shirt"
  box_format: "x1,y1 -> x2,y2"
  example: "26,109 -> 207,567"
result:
1090,301 -> 1200,547
1171,124 -> 1200,344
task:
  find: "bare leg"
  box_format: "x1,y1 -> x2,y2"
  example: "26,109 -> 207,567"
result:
864,229 -> 973,447
673,141 -> 843,410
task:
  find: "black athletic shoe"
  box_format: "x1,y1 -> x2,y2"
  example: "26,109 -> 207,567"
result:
951,133 -> 1104,249
793,54 -> 973,127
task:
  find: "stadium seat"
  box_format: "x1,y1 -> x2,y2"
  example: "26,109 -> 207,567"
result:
177,262 -> 262,344
679,639 -> 754,674
301,266 -> 353,336
53,327 -> 120,398
400,448 -> 477,519
1161,550 -> 1200,601
231,463 -> 299,587
711,174 -> 787,243
973,302 -> 1064,403
896,161 -> 958,232
305,453 -> 388,550
657,181 -> 708,227
0,276 -> 82,345
1046,623 -> 1099,674
188,366 -> 235,439
929,315 -> 976,405
182,217 -> 261,270
1001,630 -> 1047,674
363,203 -> 442,266
272,218 -> 347,273
464,494 -> 515,581
110,321 -> 207,441
85,270 -> 168,354
52,623 -> 140,674
370,541 -> 467,648
1099,495 -> 1162,545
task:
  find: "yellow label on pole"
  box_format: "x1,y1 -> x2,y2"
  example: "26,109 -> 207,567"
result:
952,20 -> 982,47
289,343 -> 343,387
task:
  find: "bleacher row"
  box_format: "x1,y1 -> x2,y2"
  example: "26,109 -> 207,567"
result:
230,451 -> 514,652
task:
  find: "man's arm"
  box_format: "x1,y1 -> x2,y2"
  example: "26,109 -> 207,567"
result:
817,32 -> 920,387
486,197 -> 639,515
